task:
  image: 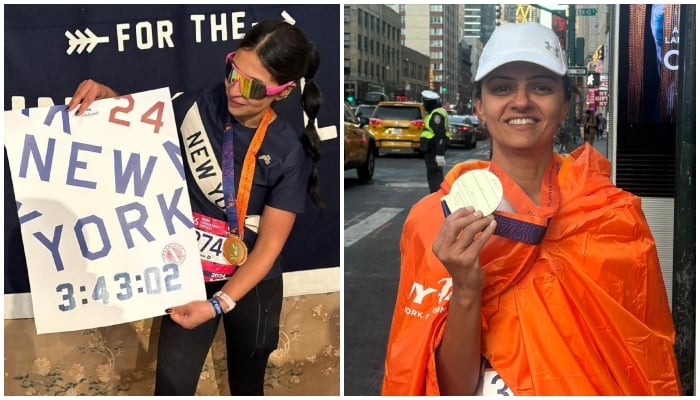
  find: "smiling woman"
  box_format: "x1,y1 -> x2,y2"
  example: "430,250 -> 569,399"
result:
382,22 -> 681,396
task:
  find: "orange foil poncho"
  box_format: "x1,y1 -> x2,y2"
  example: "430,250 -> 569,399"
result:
382,144 -> 681,395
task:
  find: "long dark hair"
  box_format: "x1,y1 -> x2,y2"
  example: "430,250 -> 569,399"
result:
238,20 -> 323,207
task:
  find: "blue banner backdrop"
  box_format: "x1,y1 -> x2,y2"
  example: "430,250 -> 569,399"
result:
4,5 -> 341,296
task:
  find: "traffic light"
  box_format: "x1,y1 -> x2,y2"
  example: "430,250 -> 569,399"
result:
344,83 -> 356,103
429,68 -> 434,89
441,86 -> 447,93
586,73 -> 600,87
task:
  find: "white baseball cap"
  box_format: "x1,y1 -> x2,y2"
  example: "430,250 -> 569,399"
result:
475,22 -> 567,81
421,90 -> 440,100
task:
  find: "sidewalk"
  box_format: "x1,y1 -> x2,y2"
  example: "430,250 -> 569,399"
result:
591,134 -> 608,157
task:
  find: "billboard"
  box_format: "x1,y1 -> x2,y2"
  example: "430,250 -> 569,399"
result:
615,4 -> 681,197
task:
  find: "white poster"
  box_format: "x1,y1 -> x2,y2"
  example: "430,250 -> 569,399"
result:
4,88 -> 206,334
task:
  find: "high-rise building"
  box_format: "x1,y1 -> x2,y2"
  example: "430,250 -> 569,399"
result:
478,5 -> 501,55
392,4 -> 464,105
344,5 -> 431,104
463,5 -> 481,38
343,5 -> 402,104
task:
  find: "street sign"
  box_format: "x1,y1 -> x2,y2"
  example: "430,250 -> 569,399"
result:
577,8 -> 597,16
567,67 -> 587,76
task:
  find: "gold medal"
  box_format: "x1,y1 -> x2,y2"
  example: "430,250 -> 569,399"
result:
223,234 -> 248,266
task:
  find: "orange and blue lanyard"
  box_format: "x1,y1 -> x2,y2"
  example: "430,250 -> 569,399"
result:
221,108 -> 273,237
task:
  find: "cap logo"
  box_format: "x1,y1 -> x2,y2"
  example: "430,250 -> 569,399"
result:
544,40 -> 561,59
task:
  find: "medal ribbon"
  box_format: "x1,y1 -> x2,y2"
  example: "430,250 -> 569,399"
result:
221,107 -> 273,238
488,158 -> 561,245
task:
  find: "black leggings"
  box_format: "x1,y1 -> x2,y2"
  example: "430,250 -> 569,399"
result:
154,277 -> 283,395
422,137 -> 444,193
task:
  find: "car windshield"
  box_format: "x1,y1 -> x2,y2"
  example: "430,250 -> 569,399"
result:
374,106 -> 422,120
448,115 -> 467,125
466,115 -> 480,125
355,105 -> 376,117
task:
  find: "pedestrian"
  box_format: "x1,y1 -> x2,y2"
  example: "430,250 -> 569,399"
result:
596,112 -> 607,139
419,90 -> 450,193
585,109 -> 597,143
382,22 -> 680,396
67,19 -> 323,395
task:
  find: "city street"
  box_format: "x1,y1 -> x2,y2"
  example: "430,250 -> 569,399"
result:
343,140 -> 490,395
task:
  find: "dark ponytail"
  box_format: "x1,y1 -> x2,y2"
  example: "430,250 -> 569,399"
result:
239,20 -> 324,208
299,47 -> 322,208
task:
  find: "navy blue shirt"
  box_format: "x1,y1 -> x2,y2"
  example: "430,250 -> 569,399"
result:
173,82 -> 311,280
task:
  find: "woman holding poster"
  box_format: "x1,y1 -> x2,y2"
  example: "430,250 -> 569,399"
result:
68,20 -> 322,395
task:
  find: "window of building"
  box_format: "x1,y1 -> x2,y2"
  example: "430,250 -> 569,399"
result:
344,32 -> 351,48
344,6 -> 351,23
430,40 -> 443,47
430,5 -> 443,12
430,16 -> 443,24
345,58 -> 351,75
358,9 -> 363,26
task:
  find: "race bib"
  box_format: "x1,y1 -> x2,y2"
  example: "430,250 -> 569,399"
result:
193,212 -> 236,281
476,359 -> 514,396
479,369 -> 514,396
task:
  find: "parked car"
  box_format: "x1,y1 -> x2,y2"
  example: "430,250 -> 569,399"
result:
344,102 -> 376,181
466,114 -> 487,140
367,101 -> 426,154
354,104 -> 376,119
447,115 -> 477,149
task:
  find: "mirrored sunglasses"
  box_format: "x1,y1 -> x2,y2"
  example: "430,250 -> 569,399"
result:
225,52 -> 294,99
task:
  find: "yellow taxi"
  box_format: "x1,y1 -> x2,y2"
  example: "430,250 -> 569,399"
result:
367,101 -> 426,154
344,102 -> 376,181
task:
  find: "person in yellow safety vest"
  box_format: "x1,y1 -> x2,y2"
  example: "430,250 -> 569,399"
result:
419,90 -> 450,192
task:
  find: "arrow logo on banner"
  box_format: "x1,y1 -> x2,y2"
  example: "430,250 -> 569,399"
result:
65,28 -> 110,55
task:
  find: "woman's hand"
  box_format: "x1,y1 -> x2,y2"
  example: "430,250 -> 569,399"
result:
432,207 -> 497,297
66,79 -> 118,116
165,300 -> 216,329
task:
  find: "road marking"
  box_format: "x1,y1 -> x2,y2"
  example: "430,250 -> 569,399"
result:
384,182 -> 427,188
344,207 -> 403,247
